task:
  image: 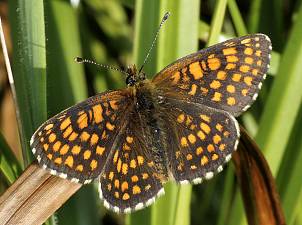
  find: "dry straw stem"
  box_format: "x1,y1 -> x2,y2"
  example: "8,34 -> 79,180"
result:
233,126 -> 286,225
0,163 -> 81,225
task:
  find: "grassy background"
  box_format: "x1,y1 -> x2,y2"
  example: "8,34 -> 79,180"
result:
1,0 -> 302,224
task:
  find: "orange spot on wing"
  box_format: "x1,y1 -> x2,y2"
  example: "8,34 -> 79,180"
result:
180,137 -> 189,147
197,131 -> 206,140
68,132 -> 78,141
60,117 -> 71,130
189,62 -> 203,80
208,58 -> 221,70
80,131 -> 90,142
223,47 -> 237,55
216,71 -> 227,80
92,105 -> 103,123
60,144 -> 69,155
54,157 -> 62,165
63,126 -> 73,138
90,133 -> 99,145
53,141 -> 61,152
227,97 -> 236,106
76,164 -> 83,172
244,76 -> 253,86
210,80 -> 221,89
77,113 -> 88,129
49,133 -> 56,143
227,85 -> 235,93
232,73 -> 241,82
126,136 -> 134,144
226,55 -> 239,62
244,47 -> 253,55
196,147 -> 203,155
90,160 -> 98,170
245,57 -> 254,64
240,65 -> 250,73
71,145 -> 81,155
133,185 -> 141,194
188,84 -> 198,95
131,175 -> 139,182
106,122 -> 115,131
130,159 -> 137,168
44,124 -> 53,131
226,63 -> 236,70
96,146 -> 105,155
122,193 -> 130,200
213,134 -> 222,144
122,163 -> 128,175
200,122 -> 211,134
137,156 -> 144,165
121,181 -> 129,192
65,156 -> 74,168
201,156 -> 208,165
109,100 -> 118,110
83,150 -> 91,159
212,92 -> 222,102
171,71 -> 181,85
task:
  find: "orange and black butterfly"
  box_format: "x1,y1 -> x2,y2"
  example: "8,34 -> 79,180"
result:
30,22 -> 272,212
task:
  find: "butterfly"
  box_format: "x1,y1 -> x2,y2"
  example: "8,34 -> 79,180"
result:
30,33 -> 272,213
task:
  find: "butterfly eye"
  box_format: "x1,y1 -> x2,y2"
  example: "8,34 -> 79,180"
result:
126,75 -> 136,86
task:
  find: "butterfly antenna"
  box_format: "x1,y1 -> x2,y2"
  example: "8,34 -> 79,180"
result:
75,57 -> 129,76
138,12 -> 170,75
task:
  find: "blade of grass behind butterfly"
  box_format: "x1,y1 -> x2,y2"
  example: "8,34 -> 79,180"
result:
256,2 -> 302,176
221,3 -> 250,225
127,1 -> 161,225
276,104 -> 302,224
45,1 -> 99,225
206,0 -> 228,46
8,0 -> 47,166
0,132 -> 22,184
155,1 -> 200,225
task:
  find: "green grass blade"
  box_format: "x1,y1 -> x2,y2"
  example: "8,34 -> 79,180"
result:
46,0 -> 87,115
155,1 -> 200,225
45,1 -> 99,225
127,1 -> 161,224
256,3 -> 302,175
227,0 -> 247,36
216,167 -> 235,225
0,133 -> 22,184
8,0 -> 47,166
207,0 -> 228,46
247,0 -> 261,33
276,105 -> 302,224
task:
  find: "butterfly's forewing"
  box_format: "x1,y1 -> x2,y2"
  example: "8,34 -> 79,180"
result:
30,90 -> 133,183
99,110 -> 165,213
152,34 -> 272,117
160,97 -> 239,183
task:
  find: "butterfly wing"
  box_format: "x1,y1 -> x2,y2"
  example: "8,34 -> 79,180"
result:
159,97 -> 239,183
99,109 -> 165,213
152,34 -> 272,117
30,90 -> 134,183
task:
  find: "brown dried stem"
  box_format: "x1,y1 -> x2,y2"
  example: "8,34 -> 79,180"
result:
0,162 -> 81,225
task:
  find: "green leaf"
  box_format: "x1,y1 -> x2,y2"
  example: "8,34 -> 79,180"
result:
0,133 -> 22,184
8,0 -> 47,166
207,0 -> 228,46
256,3 -> 302,175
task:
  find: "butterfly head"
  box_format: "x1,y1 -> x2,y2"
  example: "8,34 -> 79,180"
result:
126,64 -> 146,86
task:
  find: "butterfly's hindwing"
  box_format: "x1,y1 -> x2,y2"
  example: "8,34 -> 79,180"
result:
99,111 -> 165,213
159,97 -> 239,183
153,34 -> 272,116
30,90 -> 133,183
